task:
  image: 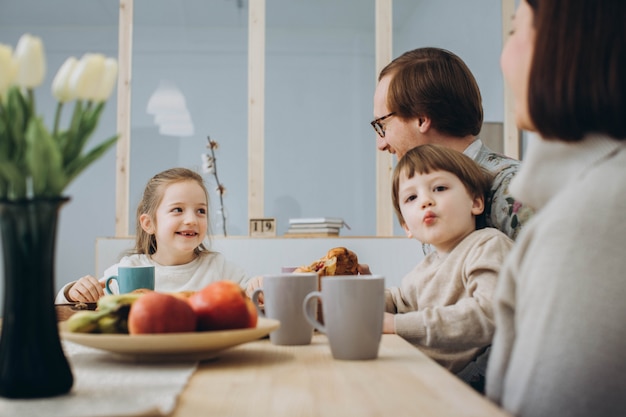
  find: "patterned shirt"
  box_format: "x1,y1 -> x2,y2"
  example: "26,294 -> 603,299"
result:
467,140 -> 534,240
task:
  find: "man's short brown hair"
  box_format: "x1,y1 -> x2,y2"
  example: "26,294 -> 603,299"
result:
379,47 -> 483,138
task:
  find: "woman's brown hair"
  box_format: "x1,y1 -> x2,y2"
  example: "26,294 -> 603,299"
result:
379,47 -> 483,138
527,0 -> 626,141
392,144 -> 493,229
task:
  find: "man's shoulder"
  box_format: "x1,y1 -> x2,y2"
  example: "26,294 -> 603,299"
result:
474,144 -> 521,173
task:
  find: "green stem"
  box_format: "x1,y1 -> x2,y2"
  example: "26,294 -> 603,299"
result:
0,100 -> 10,138
53,102 -> 63,137
7,87 -> 26,149
27,88 -> 35,118
0,98 -> 21,165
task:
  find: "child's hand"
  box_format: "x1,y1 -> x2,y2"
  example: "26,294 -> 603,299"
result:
245,276 -> 264,302
68,275 -> 105,303
383,312 -> 396,334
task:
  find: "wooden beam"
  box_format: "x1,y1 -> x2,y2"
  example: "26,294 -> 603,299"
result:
375,0 -> 394,236
248,0 -> 265,221
501,0 -> 520,159
115,0 -> 133,237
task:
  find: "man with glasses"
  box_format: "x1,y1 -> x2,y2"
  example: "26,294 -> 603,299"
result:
372,47 -> 532,241
372,47 -> 533,393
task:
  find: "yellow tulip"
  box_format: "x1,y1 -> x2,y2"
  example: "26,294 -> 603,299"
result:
51,56 -> 78,103
68,53 -> 105,101
0,43 -> 18,97
92,57 -> 118,102
13,33 -> 46,88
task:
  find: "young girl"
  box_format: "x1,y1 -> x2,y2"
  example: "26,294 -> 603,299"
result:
55,167 -> 247,303
385,144 -> 513,390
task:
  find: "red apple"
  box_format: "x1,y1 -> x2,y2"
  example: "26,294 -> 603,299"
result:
128,291 -> 197,334
188,281 -> 256,331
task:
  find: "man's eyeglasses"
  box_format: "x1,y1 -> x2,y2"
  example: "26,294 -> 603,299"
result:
370,112 -> 395,138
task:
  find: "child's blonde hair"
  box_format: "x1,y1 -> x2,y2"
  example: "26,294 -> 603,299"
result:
133,167 -> 211,255
392,144 -> 493,228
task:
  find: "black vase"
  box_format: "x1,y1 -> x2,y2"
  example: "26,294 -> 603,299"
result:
0,197 -> 74,398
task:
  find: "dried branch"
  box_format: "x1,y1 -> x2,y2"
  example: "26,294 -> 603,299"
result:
202,136 -> 227,236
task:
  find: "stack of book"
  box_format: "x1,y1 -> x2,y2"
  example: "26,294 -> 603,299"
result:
285,217 -> 348,238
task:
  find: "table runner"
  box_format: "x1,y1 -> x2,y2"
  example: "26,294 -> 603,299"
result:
0,341 -> 198,417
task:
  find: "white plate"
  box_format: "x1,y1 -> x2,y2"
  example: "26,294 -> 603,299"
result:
60,317 -> 280,361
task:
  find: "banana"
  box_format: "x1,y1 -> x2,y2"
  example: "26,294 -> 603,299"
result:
97,303 -> 132,334
97,293 -> 144,312
97,314 -> 122,334
66,293 -> 144,334
65,310 -> 108,333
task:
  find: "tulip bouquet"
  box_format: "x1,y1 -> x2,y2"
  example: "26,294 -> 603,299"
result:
0,33 -> 119,201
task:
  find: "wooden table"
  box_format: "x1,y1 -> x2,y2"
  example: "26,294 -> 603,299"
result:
172,334 -> 510,417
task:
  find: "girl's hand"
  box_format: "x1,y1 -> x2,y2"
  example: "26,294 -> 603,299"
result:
68,275 -> 105,303
383,312 -> 396,334
245,276 -> 264,303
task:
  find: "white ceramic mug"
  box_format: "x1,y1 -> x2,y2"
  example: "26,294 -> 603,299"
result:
303,275 -> 385,360
252,273 -> 318,345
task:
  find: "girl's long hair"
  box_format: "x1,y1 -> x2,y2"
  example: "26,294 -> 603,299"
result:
132,167 -> 212,256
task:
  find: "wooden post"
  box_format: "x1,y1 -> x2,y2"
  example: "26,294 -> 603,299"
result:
115,0 -> 133,237
248,0 -> 265,221
501,0 -> 520,159
375,0 -> 394,236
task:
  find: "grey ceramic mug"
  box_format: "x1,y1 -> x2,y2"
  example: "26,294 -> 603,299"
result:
252,273 -> 318,345
303,275 -> 385,360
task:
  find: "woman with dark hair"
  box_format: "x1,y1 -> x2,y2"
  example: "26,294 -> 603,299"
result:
486,1 -> 626,416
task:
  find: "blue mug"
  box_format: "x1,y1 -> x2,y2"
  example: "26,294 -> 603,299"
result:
105,265 -> 155,294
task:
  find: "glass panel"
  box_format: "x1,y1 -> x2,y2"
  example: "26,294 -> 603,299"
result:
131,0 -> 249,235
265,0 -> 377,237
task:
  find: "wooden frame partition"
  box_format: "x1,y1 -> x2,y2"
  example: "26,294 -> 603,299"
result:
375,0 -> 394,236
115,0 -> 133,237
248,0 -> 265,221
501,0 -> 520,159
113,0 -> 518,238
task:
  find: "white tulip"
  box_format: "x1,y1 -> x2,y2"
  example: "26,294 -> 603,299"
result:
13,33 -> 46,89
0,43 -> 18,97
92,57 -> 118,102
51,56 -> 78,103
68,53 -> 105,101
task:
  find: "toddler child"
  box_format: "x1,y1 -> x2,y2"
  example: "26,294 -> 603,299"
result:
385,144 -> 513,390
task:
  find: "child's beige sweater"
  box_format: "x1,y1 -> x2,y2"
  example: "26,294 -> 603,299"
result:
385,227 -> 513,373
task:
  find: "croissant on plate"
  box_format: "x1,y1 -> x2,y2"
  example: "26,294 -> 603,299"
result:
294,247 -> 359,277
